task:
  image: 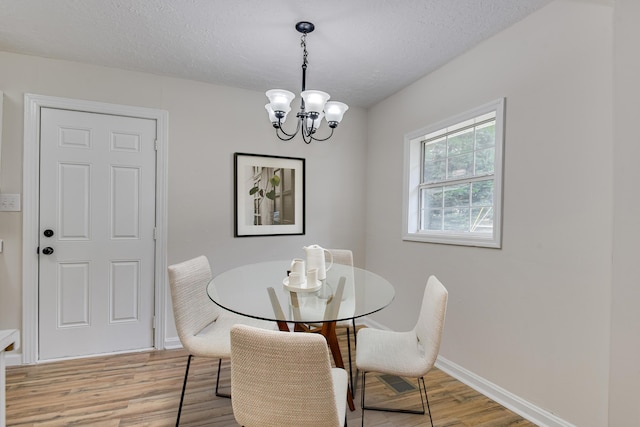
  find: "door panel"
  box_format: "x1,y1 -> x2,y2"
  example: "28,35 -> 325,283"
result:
59,163 -> 91,239
39,108 -> 157,360
58,262 -> 90,326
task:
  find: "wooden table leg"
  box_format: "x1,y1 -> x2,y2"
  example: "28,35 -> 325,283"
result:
321,321 -> 356,411
276,321 -> 290,332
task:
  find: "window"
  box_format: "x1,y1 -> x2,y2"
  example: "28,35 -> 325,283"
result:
403,98 -> 505,248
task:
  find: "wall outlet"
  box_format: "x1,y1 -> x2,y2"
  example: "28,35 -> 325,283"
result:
0,194 -> 21,212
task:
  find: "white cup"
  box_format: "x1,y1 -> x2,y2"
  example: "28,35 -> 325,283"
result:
290,258 -> 305,276
288,272 -> 305,287
307,268 -> 319,286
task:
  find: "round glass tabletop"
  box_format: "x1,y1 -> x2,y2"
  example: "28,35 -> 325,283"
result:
207,260 -> 395,324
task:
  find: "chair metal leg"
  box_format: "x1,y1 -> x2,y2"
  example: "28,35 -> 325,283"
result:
352,319 -> 357,346
361,371 -> 432,427
346,327 -> 354,392
178,356 -> 231,426
215,358 -> 231,398
421,377 -> 433,427
360,371 -> 367,427
176,354 -> 192,427
350,319 -> 360,392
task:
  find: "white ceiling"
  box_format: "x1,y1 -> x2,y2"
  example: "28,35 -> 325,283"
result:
0,0 -> 552,107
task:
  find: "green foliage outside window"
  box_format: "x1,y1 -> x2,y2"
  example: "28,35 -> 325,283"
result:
421,120 -> 496,233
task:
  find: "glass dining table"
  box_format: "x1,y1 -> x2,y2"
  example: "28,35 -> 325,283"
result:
207,259 -> 395,411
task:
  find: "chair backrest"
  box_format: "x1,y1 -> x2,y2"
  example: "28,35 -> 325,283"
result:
230,324 -> 342,427
325,249 -> 355,305
167,256 -> 221,348
414,275 -> 448,373
325,248 -> 353,266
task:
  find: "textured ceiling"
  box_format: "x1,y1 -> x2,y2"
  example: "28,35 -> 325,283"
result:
0,0 -> 552,107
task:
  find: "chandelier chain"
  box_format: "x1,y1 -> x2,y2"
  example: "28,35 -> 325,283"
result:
301,34 -> 308,67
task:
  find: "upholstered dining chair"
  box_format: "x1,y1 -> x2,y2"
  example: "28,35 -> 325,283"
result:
168,256 -> 274,426
230,324 -> 349,427
356,275 -> 448,427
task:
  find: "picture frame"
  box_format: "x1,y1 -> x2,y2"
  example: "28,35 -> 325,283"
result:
234,152 -> 305,237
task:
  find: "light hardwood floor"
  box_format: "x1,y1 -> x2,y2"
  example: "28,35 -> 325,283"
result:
6,329 -> 535,426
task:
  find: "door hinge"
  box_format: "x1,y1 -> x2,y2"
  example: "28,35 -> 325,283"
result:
154,140 -> 158,151
153,227 -> 157,240
152,315 -> 156,330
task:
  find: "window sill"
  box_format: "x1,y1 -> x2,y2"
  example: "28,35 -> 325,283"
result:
402,232 -> 501,249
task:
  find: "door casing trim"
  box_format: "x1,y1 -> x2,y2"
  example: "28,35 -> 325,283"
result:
22,93 -> 169,364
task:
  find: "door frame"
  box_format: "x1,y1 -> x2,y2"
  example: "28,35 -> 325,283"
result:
22,93 -> 169,364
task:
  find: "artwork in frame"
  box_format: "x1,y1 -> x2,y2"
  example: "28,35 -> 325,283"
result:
234,152 -> 305,237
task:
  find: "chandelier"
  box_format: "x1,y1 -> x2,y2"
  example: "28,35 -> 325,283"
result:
265,21 -> 349,144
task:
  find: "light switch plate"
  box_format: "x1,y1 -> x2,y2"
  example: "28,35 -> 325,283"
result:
0,194 -> 21,212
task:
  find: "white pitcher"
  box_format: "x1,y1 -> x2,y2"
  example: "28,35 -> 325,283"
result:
303,244 -> 333,280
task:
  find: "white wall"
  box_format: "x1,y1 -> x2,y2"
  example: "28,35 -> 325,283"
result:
0,51 -> 368,346
365,1 -> 612,426
610,0 -> 640,425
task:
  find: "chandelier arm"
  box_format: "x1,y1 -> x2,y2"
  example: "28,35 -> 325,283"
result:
308,127 -> 335,142
275,129 -> 298,141
301,117 -> 334,143
274,117 -> 302,140
301,130 -> 314,144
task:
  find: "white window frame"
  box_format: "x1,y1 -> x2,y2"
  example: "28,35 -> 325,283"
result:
403,98 -> 505,248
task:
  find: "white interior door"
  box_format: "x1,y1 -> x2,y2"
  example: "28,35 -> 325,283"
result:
38,107 -> 157,360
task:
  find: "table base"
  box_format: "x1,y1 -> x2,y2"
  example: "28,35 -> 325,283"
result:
277,321 -> 355,411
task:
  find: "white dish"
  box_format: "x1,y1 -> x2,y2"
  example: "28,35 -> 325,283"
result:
283,277 -> 322,293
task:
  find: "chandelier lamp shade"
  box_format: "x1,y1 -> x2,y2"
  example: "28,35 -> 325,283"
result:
265,21 -> 349,143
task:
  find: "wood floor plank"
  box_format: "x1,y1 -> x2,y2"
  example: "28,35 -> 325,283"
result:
6,328 -> 536,426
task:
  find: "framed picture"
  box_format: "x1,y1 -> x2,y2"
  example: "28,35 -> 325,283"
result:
234,152 -> 305,237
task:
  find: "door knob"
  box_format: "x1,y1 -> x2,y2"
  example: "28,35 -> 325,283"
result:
44,229 -> 55,237
41,247 -> 54,255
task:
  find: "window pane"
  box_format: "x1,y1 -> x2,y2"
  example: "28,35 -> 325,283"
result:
471,180 -> 493,206
424,138 -> 446,161
421,188 -> 442,230
424,159 -> 446,182
422,187 -> 443,209
475,148 -> 494,175
471,207 -> 493,233
444,183 -> 470,208
476,122 -> 495,149
447,128 -> 474,156
448,153 -> 474,178
443,208 -> 469,231
423,209 -> 443,231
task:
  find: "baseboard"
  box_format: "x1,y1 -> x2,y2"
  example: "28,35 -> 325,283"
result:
5,352 -> 23,367
163,337 -> 183,350
436,356 -> 575,427
358,317 -> 573,427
